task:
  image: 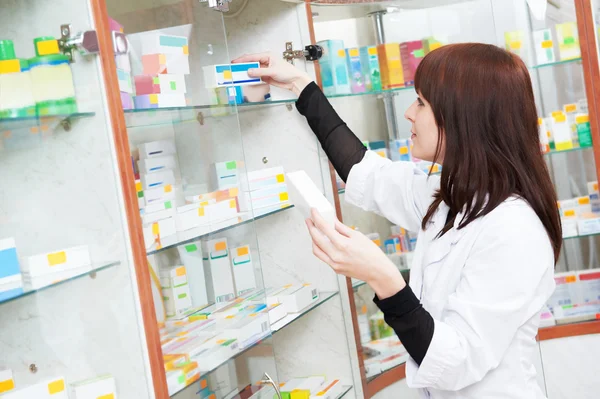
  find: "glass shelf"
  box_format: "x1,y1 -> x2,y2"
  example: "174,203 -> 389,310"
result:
0,261 -> 120,306
564,232 -> 600,241
0,112 -> 96,132
545,146 -> 592,156
271,290 -> 339,332
148,205 -> 294,255
532,57 -> 582,70
170,289 -> 342,397
367,361 -> 407,382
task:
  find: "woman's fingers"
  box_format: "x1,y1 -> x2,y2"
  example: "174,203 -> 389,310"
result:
335,219 -> 354,238
306,218 -> 340,262
311,208 -> 347,249
231,52 -> 272,65
247,67 -> 276,78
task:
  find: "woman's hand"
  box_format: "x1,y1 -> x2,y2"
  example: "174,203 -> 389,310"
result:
306,209 -> 407,299
232,52 -> 313,97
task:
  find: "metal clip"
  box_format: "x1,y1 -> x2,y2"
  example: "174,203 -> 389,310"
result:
59,24 -> 99,61
200,0 -> 232,12
283,42 -> 323,64
260,373 -> 282,399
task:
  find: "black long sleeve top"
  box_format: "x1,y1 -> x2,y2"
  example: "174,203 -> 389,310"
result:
295,82 -> 435,365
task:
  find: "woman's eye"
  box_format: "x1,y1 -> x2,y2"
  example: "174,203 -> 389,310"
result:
417,98 -> 424,106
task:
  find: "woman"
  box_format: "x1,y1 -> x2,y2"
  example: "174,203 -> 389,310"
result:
234,43 -> 560,398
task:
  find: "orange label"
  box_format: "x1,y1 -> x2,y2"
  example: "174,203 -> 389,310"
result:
164,184 -> 172,193
200,379 -> 208,389
215,241 -> 227,251
237,246 -> 249,257
578,197 -> 590,205
566,275 -> 577,283
565,104 -> 577,113
563,209 -> 576,217
176,266 -> 186,276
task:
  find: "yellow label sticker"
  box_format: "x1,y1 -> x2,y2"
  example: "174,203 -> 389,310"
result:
0,59 -> 20,74
349,48 -> 359,57
37,40 -> 60,56
229,187 -> 239,197
198,207 -> 205,217
149,94 -> 159,104
215,241 -> 227,251
183,45 -> 189,55
509,41 -> 522,50
237,246 -> 249,257
578,197 -> 590,205
135,181 -> 142,192
159,54 -> 166,64
276,174 -> 285,183
565,104 -> 577,113
200,201 -> 209,206
47,251 -> 67,266
176,266 -> 186,276
337,49 -> 345,57
152,223 -> 160,236
541,40 -> 553,49
229,199 -> 237,208
566,275 -> 577,283
368,47 -> 377,55
0,379 -> 15,393
225,315 -> 235,319
279,192 -> 289,202
430,43 -> 442,51
564,209 -> 576,217
98,393 -> 115,399
223,70 -> 233,80
48,379 -> 65,394
283,284 -> 293,288
164,184 -> 172,193
400,147 -> 409,155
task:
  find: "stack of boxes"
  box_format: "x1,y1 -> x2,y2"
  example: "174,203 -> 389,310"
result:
160,266 -> 193,318
108,18 -> 134,110
133,32 -> 190,109
245,166 -> 291,216
21,245 -> 92,290
546,269 -> 600,325
0,239 -> 23,302
204,62 -> 270,105
559,181 -> 600,238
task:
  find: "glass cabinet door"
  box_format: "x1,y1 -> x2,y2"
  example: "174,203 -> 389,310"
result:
0,0 -> 153,398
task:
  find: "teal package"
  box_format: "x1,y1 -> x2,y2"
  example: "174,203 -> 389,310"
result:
360,46 -> 382,92
317,40 -> 351,96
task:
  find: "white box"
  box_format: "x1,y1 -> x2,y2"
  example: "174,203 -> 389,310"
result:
576,196 -> 592,215
1,377 -> 67,399
276,284 -> 319,313
0,368 -> 14,394
315,380 -> 344,399
148,217 -> 177,239
135,93 -> 186,109
267,303 -> 287,325
141,33 -> 188,55
213,161 -> 240,189
175,205 -> 209,232
142,206 -> 176,225
142,199 -> 174,216
577,217 -> 600,236
203,62 -> 262,88
21,245 -> 91,278
548,272 -> 581,310
561,219 -> 578,238
287,170 -> 336,228
207,199 -> 239,224
141,169 -> 176,191
194,337 -> 240,372
163,283 -> 193,317
578,269 -> 600,303
70,375 -> 117,399
157,74 -> 187,94
202,238 -> 236,303
280,379 -> 308,397
291,377 -> 327,399
249,185 -> 289,210
145,184 -> 175,205
166,370 -> 185,397
231,245 -> 256,296
138,155 -> 177,174
22,265 -> 92,290
177,243 -> 209,307
138,139 -> 176,159
223,312 -> 270,348
248,167 -> 285,191
533,29 -> 556,65
115,53 -> 131,72
160,265 -> 189,288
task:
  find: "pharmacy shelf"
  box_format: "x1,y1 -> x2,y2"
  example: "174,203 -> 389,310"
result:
367,361 -> 407,382
0,112 -> 95,132
564,232 -> 600,241
271,290 -> 339,332
171,290 -> 342,397
532,57 -> 582,70
545,146 -> 592,156
148,204 -> 294,255
0,261 -> 119,306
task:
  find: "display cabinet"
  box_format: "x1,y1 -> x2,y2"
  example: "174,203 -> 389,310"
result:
297,0 -> 600,397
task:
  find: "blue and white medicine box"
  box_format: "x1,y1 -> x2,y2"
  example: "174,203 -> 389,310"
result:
390,139 -> 412,162
141,33 -> 189,55
0,238 -> 24,302
204,63 -> 262,88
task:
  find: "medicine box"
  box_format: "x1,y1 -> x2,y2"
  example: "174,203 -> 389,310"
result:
588,181 -> 599,195
115,53 -> 131,73
143,199 -> 174,216
141,33 -> 189,55
139,140 -> 176,159
166,369 -> 185,396
290,376 -> 326,399
232,245 -> 256,296
145,184 -> 175,205
1,377 -> 67,399
318,40 -> 351,96
175,203 -> 209,232
223,311 -> 270,348
135,74 -> 187,95
275,284 -> 319,313
141,169 -> 176,191
213,161 -> 240,189
556,22 -> 581,61
70,374 -> 117,399
390,139 -> 411,162
345,48 -> 366,94
142,205 -> 176,225
177,243 -> 209,307
378,43 -> 404,90
360,46 -> 382,92
134,93 -> 186,109
249,185 -> 289,210
578,269 -> 600,303
400,41 -> 425,87
162,283 -> 193,317
150,217 -> 177,239
533,29 -> 556,65
135,180 -> 145,209
577,217 -> 600,236
186,187 -> 238,204
21,245 -> 91,277
22,265 -> 91,290
0,238 -> 21,280
551,111 -> 573,151
0,368 -> 14,394
120,92 -> 134,110
142,53 -> 190,75
206,198 -> 239,224
248,166 -> 285,191
194,338 -> 239,372
203,63 -> 262,88
279,379 -> 308,399
315,380 -> 344,399
286,170 -> 336,228
548,272 -> 581,310
202,239 -> 236,303
423,37 -> 443,54
117,68 -> 133,94
504,30 -> 526,59
369,141 -> 388,159
266,303 -> 287,325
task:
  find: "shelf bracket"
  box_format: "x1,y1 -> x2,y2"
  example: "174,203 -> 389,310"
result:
59,24 -> 99,62
283,42 -> 323,64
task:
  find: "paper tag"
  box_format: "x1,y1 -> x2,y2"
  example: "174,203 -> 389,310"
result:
47,251 -> 67,266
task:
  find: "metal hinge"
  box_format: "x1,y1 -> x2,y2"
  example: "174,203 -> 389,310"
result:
59,24 -> 99,62
200,0 -> 232,12
283,42 -> 323,64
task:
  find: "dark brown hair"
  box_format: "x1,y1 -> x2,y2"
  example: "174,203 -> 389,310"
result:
416,43 -> 562,262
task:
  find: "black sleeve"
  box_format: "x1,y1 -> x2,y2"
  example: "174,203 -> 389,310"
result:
373,285 -> 435,366
296,82 -> 367,182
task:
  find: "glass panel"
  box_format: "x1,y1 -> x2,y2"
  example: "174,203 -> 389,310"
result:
0,1 -> 152,398
104,1 -> 282,396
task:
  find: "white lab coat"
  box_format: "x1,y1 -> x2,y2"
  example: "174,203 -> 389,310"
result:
345,151 -> 556,399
